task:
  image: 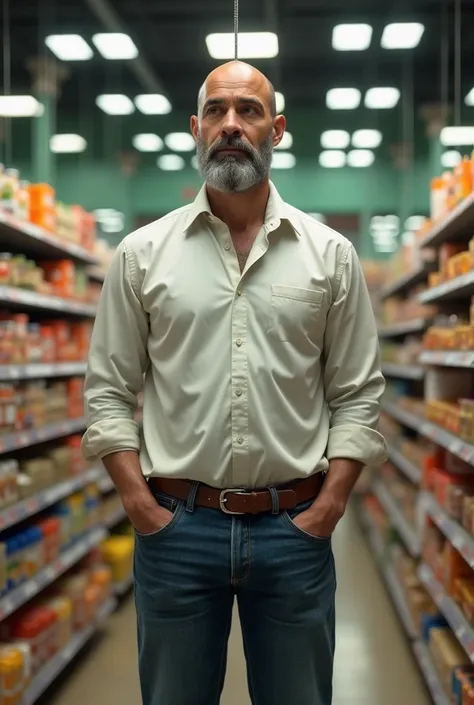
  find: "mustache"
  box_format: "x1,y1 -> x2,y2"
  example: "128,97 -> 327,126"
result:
208,137 -> 255,159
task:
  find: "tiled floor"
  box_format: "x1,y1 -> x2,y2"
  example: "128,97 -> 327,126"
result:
46,506 -> 430,705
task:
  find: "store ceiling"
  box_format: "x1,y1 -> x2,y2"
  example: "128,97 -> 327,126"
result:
3,0 -> 474,133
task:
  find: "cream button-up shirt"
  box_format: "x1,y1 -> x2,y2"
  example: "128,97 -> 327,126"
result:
82,182 -> 386,488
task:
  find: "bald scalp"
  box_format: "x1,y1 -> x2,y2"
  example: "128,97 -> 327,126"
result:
197,61 -> 277,119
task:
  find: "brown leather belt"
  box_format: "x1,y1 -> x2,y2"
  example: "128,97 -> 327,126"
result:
147,473 -> 325,515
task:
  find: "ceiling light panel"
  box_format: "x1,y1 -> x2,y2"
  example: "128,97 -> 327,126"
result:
164,132 -> 195,152
133,134 -> 164,152
321,130 -> 350,149
50,134 -> 87,154
326,88 -> 361,110
465,88 -> 474,107
319,151 -> 346,168
135,94 -> 171,115
441,150 -> 462,168
381,23 -> 425,50
275,92 -> 285,113
96,94 -> 135,115
332,24 -> 373,51
441,127 -> 474,146
271,153 -> 296,169
347,149 -> 375,167
206,32 -> 279,59
92,33 -> 138,60
0,96 -> 43,117
157,155 -> 185,171
45,34 -> 93,61
352,129 -> 382,148
275,132 -> 293,150
365,87 -> 400,109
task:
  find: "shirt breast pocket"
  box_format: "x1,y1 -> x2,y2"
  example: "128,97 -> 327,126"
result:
268,285 -> 325,343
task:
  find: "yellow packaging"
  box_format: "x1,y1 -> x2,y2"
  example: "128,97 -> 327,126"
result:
0,646 -> 24,705
101,536 -> 134,583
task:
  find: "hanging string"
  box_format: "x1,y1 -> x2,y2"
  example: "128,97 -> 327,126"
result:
3,0 -> 12,165
454,0 -> 462,126
234,0 -> 239,60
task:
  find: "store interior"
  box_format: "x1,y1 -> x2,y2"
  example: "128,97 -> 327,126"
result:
2,0 -> 474,703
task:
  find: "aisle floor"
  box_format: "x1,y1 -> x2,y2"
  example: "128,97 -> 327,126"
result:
46,507 -> 430,705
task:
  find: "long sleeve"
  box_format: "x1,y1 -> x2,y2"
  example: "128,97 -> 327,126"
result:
81,240 -> 149,463
323,243 -> 387,466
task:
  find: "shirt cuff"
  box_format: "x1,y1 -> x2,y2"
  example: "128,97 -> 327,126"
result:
81,419 -> 141,463
327,424 -> 387,466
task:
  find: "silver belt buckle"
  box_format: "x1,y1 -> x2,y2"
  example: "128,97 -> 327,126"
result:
219,488 -> 250,515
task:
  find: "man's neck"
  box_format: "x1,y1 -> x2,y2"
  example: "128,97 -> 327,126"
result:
206,180 -> 270,232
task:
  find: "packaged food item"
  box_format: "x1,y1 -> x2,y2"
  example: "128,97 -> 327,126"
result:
36,518 -> 60,564
0,644 -> 24,705
431,176 -> 449,221
60,573 -> 88,630
101,536 -> 134,584
44,596 -> 72,651
17,181 -> 30,221
455,156 -> 473,204
0,169 -> 19,215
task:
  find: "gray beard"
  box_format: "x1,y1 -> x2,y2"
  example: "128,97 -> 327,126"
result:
196,136 -> 273,193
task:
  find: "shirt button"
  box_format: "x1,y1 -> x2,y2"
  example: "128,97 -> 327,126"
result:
236,388 -> 243,396
237,436 -> 244,445
236,338 -> 243,347
237,290 -> 242,297
224,242 -> 231,251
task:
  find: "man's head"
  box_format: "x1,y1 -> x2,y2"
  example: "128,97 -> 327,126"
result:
191,61 -> 286,193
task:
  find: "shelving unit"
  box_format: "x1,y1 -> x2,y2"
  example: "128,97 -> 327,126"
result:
386,445 -> 422,484
382,363 -> 425,380
421,492 -> 474,569
0,362 -> 87,381
0,418 -> 86,454
373,482 -> 420,557
0,286 -> 97,317
412,642 -> 451,705
379,318 -> 431,338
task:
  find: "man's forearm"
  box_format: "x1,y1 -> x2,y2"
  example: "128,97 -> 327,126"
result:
318,458 -> 364,512
103,450 -> 155,513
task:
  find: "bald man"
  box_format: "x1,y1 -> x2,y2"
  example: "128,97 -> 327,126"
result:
83,61 -> 386,705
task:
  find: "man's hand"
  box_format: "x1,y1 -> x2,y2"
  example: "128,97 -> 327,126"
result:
124,495 -> 173,536
293,495 -> 346,538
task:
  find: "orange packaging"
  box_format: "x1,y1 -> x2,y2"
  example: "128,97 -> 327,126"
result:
67,436 -> 83,475
456,156 -> 473,203
439,243 -> 466,279
29,209 -> 56,233
28,184 -> 55,212
0,645 -> 24,705
70,322 -> 92,360
445,544 -> 473,595
40,260 -> 75,298
36,518 -> 61,564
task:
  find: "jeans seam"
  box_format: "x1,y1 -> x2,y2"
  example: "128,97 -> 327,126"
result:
233,520 -> 251,586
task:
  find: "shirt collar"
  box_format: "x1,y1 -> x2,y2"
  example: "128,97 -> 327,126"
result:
183,181 -> 301,238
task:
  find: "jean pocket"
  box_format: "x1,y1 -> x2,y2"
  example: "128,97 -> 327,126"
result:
281,500 -> 332,544
134,497 -> 185,541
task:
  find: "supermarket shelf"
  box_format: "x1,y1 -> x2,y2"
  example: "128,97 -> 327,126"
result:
380,263 -> 434,300
381,401 -> 423,433
0,525 -> 107,620
373,482 -> 420,557
0,211 -> 98,266
418,270 -> 474,304
419,350 -> 474,368
114,574 -> 134,596
0,465 -> 102,532
379,318 -> 430,338
421,421 -> 474,465
0,417 -> 86,455
104,505 -> 127,528
358,509 -> 418,639
419,563 -> 474,662
0,362 -> 87,381
422,492 -> 474,569
419,191 -> 474,249
22,596 -> 117,705
412,641 -> 451,705
87,269 -> 105,284
0,286 -> 97,317
382,363 -> 425,380
386,445 -> 422,484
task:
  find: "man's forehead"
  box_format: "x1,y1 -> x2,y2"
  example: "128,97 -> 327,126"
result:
204,74 -> 268,100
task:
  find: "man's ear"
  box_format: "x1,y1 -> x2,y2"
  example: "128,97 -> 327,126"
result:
272,115 -> 287,148
190,115 -> 199,143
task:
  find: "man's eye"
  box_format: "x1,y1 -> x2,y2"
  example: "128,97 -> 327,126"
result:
207,107 -> 221,116
242,106 -> 257,115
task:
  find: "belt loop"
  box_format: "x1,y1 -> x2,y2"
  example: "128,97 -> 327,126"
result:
268,486 -> 280,515
186,481 -> 200,513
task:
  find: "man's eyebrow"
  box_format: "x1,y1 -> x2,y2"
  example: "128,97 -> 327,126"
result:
203,96 -> 265,110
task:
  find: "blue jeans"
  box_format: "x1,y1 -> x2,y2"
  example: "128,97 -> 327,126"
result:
134,487 -> 336,705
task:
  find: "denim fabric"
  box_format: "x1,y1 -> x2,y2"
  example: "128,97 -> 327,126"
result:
134,492 -> 336,705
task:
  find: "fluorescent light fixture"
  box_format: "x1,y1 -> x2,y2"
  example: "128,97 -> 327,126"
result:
206,32 -> 279,59
326,88 -> 361,110
441,150 -> 462,168
321,130 -> 350,149
440,126 -> 474,146
271,152 -> 296,169
45,34 -> 93,61
381,23 -> 425,50
365,87 -> 400,109
191,155 -> 199,169
405,215 -> 426,231
275,132 -> 293,150
134,94 -> 171,115
465,88 -> 474,107
332,24 -> 373,51
157,155 -> 185,171
0,96 -> 43,117
352,129 -> 382,148
50,133 -> 87,154
347,149 -> 375,167
92,33 -> 138,60
319,150 -> 346,168
96,94 -> 135,115
164,132 -> 195,152
132,134 -> 164,152
275,91 -> 285,113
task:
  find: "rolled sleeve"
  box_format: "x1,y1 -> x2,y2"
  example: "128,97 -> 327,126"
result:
323,243 -> 387,467
81,240 -> 149,463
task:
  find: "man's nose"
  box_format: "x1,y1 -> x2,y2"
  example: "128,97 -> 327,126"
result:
221,111 -> 242,138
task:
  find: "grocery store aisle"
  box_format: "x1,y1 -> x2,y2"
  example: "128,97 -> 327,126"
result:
46,506 -> 429,705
